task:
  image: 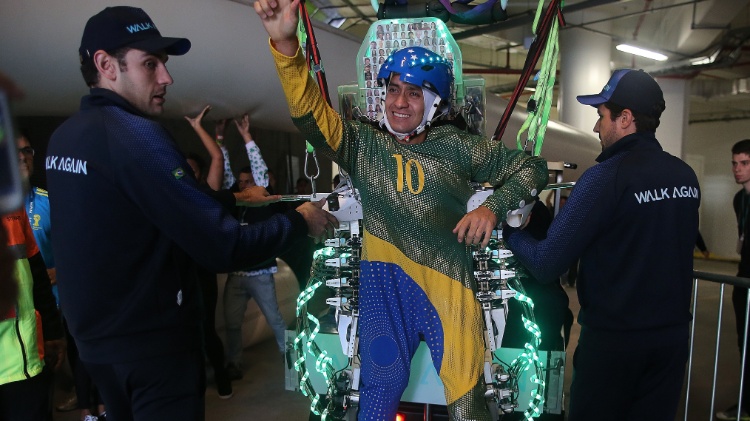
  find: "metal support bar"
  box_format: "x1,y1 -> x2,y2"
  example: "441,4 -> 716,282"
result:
709,283 -> 725,420
740,291 -> 750,421
683,277 -> 699,421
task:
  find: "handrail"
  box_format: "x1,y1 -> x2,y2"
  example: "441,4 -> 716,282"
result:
687,269 -> 750,421
694,270 -> 750,288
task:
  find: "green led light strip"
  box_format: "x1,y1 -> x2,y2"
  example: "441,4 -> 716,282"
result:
501,257 -> 546,421
294,245 -> 362,420
294,247 -> 343,419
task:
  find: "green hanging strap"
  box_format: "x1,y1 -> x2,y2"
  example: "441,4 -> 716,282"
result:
296,1 -> 326,194
516,0 -> 563,156
493,0 -> 563,143
517,19 -> 560,156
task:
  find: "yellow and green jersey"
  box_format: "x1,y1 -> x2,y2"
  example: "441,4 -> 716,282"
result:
272,44 -> 547,420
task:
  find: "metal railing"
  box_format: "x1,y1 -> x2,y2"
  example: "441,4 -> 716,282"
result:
684,271 -> 750,421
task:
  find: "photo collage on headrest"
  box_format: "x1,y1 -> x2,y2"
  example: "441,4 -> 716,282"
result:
363,19 -> 453,121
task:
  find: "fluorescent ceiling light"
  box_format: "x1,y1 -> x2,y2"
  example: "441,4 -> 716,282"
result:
616,44 -> 668,61
691,57 -> 712,66
691,50 -> 719,66
328,17 -> 346,28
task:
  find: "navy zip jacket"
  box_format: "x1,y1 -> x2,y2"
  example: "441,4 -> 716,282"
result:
734,189 -> 750,276
46,88 -> 308,364
506,132 -> 699,338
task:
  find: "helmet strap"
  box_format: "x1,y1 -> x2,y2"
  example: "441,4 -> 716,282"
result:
380,88 -> 446,142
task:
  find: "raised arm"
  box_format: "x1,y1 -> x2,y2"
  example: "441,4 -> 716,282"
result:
184,105 -> 225,190
215,118 -> 237,190
234,114 -> 269,188
254,0 -> 301,56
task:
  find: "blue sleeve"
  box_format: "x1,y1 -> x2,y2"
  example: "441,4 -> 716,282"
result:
110,116 -> 305,272
30,252 -> 63,340
26,190 -> 55,268
505,162 -> 616,283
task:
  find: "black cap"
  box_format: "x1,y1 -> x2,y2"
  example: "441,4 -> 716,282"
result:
79,6 -> 191,63
576,69 -> 665,118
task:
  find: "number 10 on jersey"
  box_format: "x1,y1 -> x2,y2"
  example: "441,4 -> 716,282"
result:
392,154 -> 424,194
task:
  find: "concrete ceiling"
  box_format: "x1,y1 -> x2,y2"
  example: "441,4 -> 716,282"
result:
0,0 -> 360,130
289,0 -> 750,123
1,0 -> 749,129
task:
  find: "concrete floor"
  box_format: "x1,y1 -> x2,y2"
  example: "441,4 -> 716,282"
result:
52,258 -> 744,420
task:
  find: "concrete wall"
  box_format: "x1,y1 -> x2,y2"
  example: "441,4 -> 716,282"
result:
685,118 -> 750,260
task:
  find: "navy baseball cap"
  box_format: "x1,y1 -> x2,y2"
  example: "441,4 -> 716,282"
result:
79,6 -> 191,63
576,69 -> 665,118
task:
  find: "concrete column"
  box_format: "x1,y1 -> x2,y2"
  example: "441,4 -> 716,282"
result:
558,12 -> 612,136
558,28 -> 612,135
655,77 -> 690,158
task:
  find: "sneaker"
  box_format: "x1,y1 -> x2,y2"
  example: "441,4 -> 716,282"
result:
83,415 -> 99,421
226,362 -> 243,381
215,368 -> 234,399
217,380 -> 234,400
55,395 -> 78,412
716,404 -> 750,421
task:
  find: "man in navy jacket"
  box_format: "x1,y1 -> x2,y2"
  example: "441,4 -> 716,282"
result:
505,69 -> 699,420
46,6 -> 336,420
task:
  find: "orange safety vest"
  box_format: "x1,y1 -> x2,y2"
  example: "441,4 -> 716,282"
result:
0,208 -> 44,385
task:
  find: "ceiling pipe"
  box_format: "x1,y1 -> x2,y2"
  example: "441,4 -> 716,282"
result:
631,0 -> 654,41
646,27 -> 750,77
691,0 -> 730,31
338,0 -> 375,24
459,0 -> 701,58
574,25 -> 687,58
628,0 -> 654,67
464,68 -> 524,74
563,0 -> 704,31
453,0 -> 621,40
690,113 -> 750,124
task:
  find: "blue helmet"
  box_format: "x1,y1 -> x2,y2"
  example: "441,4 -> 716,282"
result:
377,47 -> 453,101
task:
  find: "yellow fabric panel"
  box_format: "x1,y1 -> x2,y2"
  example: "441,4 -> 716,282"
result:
269,41 -> 344,152
362,229 -> 484,405
0,259 -> 43,385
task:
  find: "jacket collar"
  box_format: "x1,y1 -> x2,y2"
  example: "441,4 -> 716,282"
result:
81,88 -> 150,119
596,132 -> 662,163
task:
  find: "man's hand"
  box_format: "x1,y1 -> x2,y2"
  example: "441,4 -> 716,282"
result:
234,114 -> 253,143
452,205 -> 498,249
295,200 -> 339,243
254,0 -> 301,56
234,186 -> 281,207
184,105 -> 210,129
46,268 -> 57,286
44,339 -> 66,371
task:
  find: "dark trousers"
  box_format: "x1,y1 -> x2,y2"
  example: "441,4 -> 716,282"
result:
568,328 -> 689,421
41,364 -> 54,421
0,372 -> 48,421
65,323 -> 100,409
83,351 -> 206,421
196,267 -> 229,384
732,286 -> 750,411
